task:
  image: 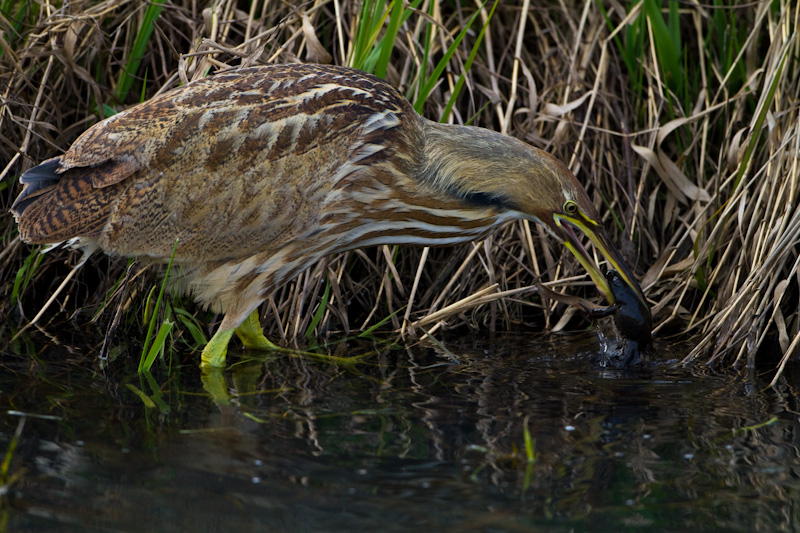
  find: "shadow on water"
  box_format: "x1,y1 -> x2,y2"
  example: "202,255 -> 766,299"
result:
2,329 -> 800,532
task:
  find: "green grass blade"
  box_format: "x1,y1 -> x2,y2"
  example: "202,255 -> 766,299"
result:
142,371 -> 171,413
413,7 -> 483,112
11,249 -> 43,302
100,103 -> 117,118
523,420 -> 536,463
693,39 -> 791,265
304,281 -> 331,340
139,239 -> 178,373
1,417 -> 25,484
371,0 -> 423,77
733,44 -> 789,190
350,0 -> 389,71
139,68 -> 148,103
358,305 -> 406,337
521,416 -> 536,494
115,0 -> 164,103
142,285 -> 157,327
374,0 -> 403,78
0,1 -> 37,60
441,0 -> 498,123
406,0 -> 436,102
173,307 -> 208,347
643,0 -> 682,94
140,319 -> 174,372
595,0 -> 645,99
125,383 -> 157,409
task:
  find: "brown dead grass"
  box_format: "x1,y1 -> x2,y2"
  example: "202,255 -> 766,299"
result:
1,1 -> 798,377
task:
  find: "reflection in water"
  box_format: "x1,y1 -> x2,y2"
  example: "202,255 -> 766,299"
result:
2,332 -> 800,531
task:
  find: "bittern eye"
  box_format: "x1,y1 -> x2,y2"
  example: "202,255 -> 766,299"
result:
564,200 -> 578,215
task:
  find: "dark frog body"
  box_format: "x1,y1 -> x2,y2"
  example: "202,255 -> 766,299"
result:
605,269 -> 652,366
582,269 -> 652,367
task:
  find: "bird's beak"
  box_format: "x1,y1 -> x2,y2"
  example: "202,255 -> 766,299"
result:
553,212 -> 647,308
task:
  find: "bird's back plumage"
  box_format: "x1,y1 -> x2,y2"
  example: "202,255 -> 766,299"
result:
14,64 -> 416,258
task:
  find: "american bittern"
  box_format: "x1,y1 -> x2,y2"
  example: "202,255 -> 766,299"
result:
12,63 -> 649,367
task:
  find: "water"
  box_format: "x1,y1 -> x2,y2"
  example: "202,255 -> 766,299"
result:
2,331 -> 799,531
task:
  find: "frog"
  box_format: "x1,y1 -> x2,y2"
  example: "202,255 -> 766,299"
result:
536,272 -> 652,368
603,269 -> 652,366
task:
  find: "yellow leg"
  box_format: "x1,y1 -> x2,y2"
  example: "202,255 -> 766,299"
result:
234,309 -> 281,351
200,328 -> 234,368
200,310 -> 279,368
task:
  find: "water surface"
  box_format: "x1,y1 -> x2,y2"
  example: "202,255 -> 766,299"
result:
2,332 -> 799,531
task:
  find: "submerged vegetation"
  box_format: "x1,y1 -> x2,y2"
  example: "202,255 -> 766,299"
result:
0,1 -> 798,377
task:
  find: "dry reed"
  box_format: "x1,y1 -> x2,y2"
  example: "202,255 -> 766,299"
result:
1,1 -> 797,377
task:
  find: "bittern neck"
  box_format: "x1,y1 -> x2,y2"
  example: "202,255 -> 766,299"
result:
416,121 -> 503,205
414,119 -> 548,218
413,119 -> 577,234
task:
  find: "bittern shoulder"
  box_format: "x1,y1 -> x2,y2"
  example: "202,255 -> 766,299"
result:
12,63 -> 649,367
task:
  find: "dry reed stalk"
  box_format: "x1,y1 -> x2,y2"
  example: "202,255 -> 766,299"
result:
1,1 -> 797,376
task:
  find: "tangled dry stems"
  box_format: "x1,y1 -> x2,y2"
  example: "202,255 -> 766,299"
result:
1,1 -> 797,378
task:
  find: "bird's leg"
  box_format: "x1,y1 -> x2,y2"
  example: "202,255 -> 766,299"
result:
234,309 -> 281,351
200,328 -> 234,368
200,310 -> 280,368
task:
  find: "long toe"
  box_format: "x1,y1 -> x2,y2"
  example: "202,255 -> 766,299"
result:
234,309 -> 281,351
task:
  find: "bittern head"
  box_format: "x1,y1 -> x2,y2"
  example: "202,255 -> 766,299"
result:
420,121 -> 648,312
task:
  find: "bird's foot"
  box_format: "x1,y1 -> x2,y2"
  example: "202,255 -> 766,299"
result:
235,312 -> 364,363
234,309 -> 281,351
205,310 -> 367,367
